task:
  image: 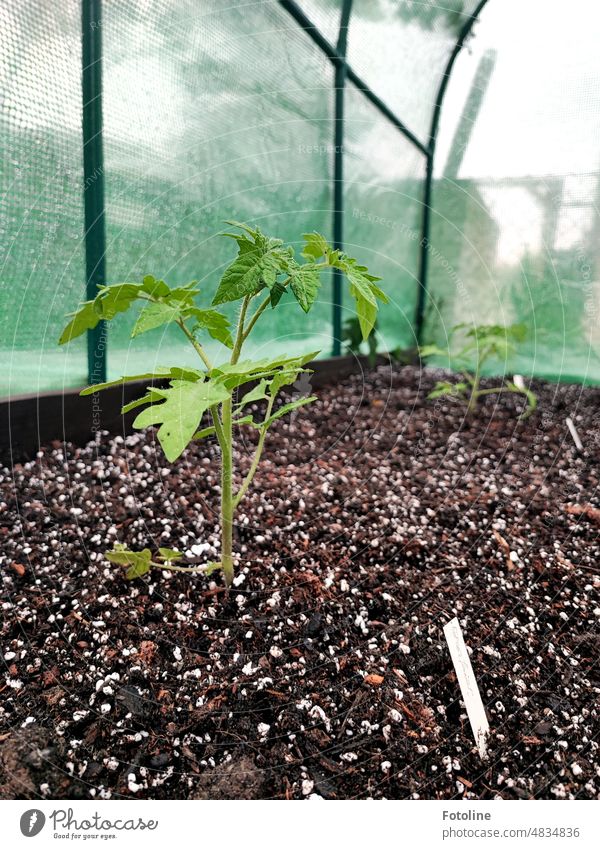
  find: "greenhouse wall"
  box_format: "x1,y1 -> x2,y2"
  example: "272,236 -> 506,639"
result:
1,0 -> 599,397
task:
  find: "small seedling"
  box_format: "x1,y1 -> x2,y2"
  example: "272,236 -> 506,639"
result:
419,323 -> 537,417
59,222 -> 385,586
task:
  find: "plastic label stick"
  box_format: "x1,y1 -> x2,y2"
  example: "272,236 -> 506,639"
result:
566,417 -> 583,451
443,617 -> 490,760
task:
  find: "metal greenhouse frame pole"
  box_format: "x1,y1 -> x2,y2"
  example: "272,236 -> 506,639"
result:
279,0 -> 489,351
81,0 -> 107,384
415,0 -> 491,343
278,1 -> 427,155
332,0 -> 353,356
278,0 -> 429,357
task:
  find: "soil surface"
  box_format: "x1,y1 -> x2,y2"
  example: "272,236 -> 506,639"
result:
1,364 -> 599,800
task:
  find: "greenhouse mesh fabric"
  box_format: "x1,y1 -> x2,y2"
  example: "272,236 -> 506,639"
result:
344,83 -> 425,351
1,0 -> 599,396
0,0 -> 88,397
102,0 -> 337,377
346,0 -> 483,145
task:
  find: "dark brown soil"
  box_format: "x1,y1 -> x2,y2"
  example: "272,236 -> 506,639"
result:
1,364 -> 599,800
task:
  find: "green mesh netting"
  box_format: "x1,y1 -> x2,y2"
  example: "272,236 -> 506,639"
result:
347,0 -> 484,145
0,0 -> 87,397
102,0 -> 337,378
344,83 -> 425,353
2,0 -> 599,397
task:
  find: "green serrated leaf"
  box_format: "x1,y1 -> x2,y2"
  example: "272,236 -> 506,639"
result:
260,254 -> 279,290
210,354 -> 316,392
419,344 -> 449,359
212,235 -> 292,306
132,301 -> 183,337
186,307 -> 233,348
60,281 -> 148,344
212,245 -> 266,305
79,366 -> 203,396
81,373 -> 162,396
427,381 -> 467,400
212,351 -> 318,379
158,547 -> 183,562
192,425 -> 217,440
224,220 -> 259,238
133,379 -> 230,462
59,301 -> 100,344
302,232 -> 330,261
121,390 -> 163,415
270,369 -> 302,396
289,264 -> 321,313
141,275 -> 171,299
347,266 -> 377,308
125,562 -> 152,580
368,281 -> 389,304
340,264 -> 378,341
237,378 -> 269,408
233,414 -> 258,428
105,550 -> 134,566
96,283 -> 142,320
349,285 -> 377,342
106,547 -> 153,580
269,279 -> 286,308
263,396 -> 317,428
165,284 -> 199,305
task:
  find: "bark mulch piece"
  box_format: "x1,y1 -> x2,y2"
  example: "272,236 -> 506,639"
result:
1,364 -> 599,800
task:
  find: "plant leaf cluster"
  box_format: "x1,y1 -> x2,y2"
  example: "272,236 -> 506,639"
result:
60,222 -> 385,585
419,323 -> 537,418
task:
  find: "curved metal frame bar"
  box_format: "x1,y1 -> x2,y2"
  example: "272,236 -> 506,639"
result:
415,0 -> 492,342
278,0 -> 491,347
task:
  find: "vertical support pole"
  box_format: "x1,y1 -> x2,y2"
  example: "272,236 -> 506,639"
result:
415,0 -> 490,344
81,0 -> 107,384
416,149 -> 434,345
332,0 -> 353,356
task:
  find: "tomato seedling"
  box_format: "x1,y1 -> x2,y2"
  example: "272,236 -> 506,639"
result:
60,222 -> 385,585
419,323 -> 537,417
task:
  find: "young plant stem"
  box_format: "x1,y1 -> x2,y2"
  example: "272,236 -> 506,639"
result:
232,296 -> 251,362
242,263 -> 329,343
233,392 -> 276,508
466,345 -> 492,414
467,362 -> 481,414
243,294 -> 271,342
219,295 -> 252,586
155,562 -> 212,574
175,318 -> 213,371
175,317 -> 225,441
475,384 -> 537,418
219,398 -> 235,586
175,314 -> 235,581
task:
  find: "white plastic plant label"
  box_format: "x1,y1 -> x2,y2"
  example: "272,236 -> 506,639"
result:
443,617 -> 490,760
565,416 -> 583,451
513,373 -> 525,391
